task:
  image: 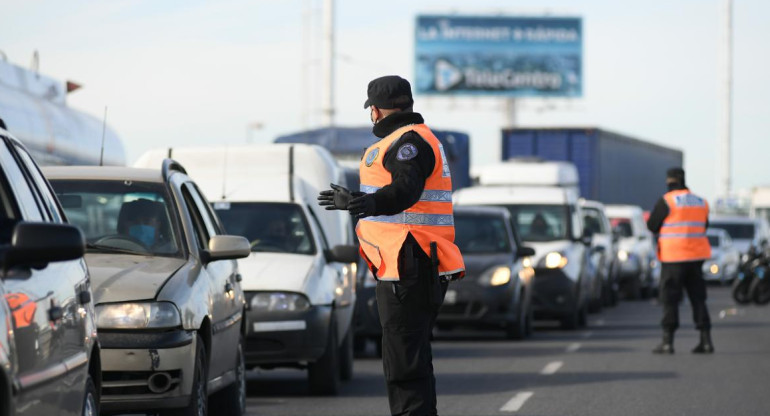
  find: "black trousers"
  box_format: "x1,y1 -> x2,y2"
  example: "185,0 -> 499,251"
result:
659,261 -> 711,331
376,239 -> 448,416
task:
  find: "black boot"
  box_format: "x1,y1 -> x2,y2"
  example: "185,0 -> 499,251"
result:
653,330 -> 675,354
692,330 -> 714,354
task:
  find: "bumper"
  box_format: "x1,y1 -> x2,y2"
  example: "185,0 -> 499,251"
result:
617,258 -> 642,280
244,303 -> 332,366
437,280 -> 518,327
99,329 -> 196,413
531,268 -> 579,319
353,286 -> 381,338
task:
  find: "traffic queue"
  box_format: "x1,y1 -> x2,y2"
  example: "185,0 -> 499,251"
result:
1,121 -> 764,416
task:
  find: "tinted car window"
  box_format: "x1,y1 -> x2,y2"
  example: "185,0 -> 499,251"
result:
500,204 -> 569,242
708,236 -> 720,247
454,214 -> 512,254
14,145 -> 63,223
50,179 -> 182,257
214,202 -> 315,254
582,207 -> 608,234
710,222 -> 755,240
610,217 -> 634,238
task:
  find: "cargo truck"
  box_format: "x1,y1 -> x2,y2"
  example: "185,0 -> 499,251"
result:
501,128 -> 683,210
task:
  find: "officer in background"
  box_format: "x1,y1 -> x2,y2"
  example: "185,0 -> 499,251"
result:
318,75 -> 465,416
647,168 -> 714,354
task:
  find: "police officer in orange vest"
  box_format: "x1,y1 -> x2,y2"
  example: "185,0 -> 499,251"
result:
318,75 -> 464,416
647,168 -> 714,354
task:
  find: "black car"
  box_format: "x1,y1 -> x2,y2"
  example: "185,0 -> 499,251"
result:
0,128 -> 99,416
437,206 -> 535,339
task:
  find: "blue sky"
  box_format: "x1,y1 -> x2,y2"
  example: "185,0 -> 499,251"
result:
2,0 -> 768,201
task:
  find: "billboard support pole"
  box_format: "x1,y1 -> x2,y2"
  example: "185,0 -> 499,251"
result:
504,98 -> 517,128
719,0 -> 733,199
321,0 -> 335,127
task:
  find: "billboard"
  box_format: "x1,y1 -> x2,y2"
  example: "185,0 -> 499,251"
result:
415,15 -> 582,97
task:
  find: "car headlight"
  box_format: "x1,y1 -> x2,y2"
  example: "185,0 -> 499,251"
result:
522,257 -> 533,268
250,292 -> 310,312
539,252 -> 568,269
480,266 -> 512,286
96,302 -> 181,329
709,264 -> 720,275
618,250 -> 629,262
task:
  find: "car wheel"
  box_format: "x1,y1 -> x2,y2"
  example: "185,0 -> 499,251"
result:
524,305 -> 534,336
353,335 -> 367,354
505,298 -> 527,340
81,374 -> 98,416
210,337 -> 246,416
338,327 -> 354,381
164,334 -> 207,416
308,317 -> 339,395
578,303 -> 588,328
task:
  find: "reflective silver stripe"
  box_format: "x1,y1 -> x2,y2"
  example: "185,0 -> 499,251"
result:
662,222 -> 707,228
659,233 -> 706,239
361,212 -> 455,226
360,185 -> 452,203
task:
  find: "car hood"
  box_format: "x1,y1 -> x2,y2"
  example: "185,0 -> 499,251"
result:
237,252 -> 316,292
462,253 -> 514,280
520,240 -> 573,263
85,253 -> 186,304
731,239 -> 751,254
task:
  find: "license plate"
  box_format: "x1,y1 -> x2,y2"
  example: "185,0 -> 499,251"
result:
444,290 -> 457,305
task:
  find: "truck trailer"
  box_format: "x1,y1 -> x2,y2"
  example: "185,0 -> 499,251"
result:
501,127 -> 683,210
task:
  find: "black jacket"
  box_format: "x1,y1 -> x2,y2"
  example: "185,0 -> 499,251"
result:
368,112 -> 436,216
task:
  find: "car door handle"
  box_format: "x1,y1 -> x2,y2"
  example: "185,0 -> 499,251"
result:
48,306 -> 64,322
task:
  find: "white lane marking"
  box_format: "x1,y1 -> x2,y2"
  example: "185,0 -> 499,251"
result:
540,361 -> 564,375
581,331 -> 593,339
566,342 -> 581,353
500,391 -> 534,412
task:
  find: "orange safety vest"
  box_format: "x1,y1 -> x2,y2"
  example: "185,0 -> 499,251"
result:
658,189 -> 711,263
356,124 -> 465,281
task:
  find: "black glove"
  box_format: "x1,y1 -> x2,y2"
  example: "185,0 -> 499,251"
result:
318,183 -> 354,210
348,194 -> 377,218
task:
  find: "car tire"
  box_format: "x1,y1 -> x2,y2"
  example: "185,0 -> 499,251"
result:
578,303 -> 589,328
164,334 -> 207,416
505,297 -> 528,340
338,327 -> 354,381
524,305 -> 534,336
353,335 -> 367,354
308,318 -> 339,395
81,374 -> 99,416
210,337 -> 246,416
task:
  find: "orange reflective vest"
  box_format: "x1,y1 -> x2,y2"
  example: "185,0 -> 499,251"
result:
356,124 -> 465,281
658,189 -> 711,263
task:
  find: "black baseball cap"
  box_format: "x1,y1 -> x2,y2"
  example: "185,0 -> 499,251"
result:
363,75 -> 414,110
667,167 -> 685,183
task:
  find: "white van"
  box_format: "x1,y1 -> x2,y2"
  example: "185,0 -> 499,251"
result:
135,144 -> 358,395
454,160 -> 593,329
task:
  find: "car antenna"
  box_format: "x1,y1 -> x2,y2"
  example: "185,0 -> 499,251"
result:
221,146 -> 228,200
99,106 -> 108,166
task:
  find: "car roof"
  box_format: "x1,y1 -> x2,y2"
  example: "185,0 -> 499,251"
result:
454,186 -> 575,205
453,205 -> 511,218
42,166 -> 164,183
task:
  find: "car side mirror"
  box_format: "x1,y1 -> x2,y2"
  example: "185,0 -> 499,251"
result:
3,222 -> 85,270
516,246 -> 536,259
203,235 -> 251,263
325,245 -> 359,264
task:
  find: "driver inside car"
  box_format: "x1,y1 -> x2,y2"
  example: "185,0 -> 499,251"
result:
116,198 -> 166,250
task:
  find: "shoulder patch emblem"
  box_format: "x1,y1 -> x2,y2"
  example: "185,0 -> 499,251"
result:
365,148 -> 380,167
396,143 -> 418,161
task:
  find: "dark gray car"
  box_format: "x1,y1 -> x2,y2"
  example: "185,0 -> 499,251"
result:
0,128 -> 99,416
45,160 -> 251,416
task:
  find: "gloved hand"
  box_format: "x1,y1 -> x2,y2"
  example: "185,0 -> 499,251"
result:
318,183 -> 354,210
348,194 -> 377,218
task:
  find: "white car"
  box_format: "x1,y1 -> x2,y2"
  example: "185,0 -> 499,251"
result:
580,199 -> 620,308
605,205 -> 656,299
709,215 -> 770,255
455,160 -> 593,329
703,228 -> 740,284
136,144 -> 358,395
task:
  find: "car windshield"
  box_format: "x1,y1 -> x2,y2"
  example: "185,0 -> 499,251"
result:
583,207 -> 608,234
454,214 -> 512,254
710,222 -> 755,240
708,236 -> 720,247
499,204 -> 569,242
213,202 -> 315,254
50,180 -> 182,257
610,217 -> 634,238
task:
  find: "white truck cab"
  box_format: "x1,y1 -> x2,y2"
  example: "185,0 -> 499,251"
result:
455,160 -> 592,329
135,144 -> 358,395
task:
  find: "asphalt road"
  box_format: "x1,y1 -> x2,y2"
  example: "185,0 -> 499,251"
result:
243,286 -> 770,416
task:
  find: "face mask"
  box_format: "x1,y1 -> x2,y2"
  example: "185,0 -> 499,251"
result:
129,224 -> 156,247
370,108 -> 377,126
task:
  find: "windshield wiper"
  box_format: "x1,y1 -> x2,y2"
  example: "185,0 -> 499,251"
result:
86,243 -> 149,256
